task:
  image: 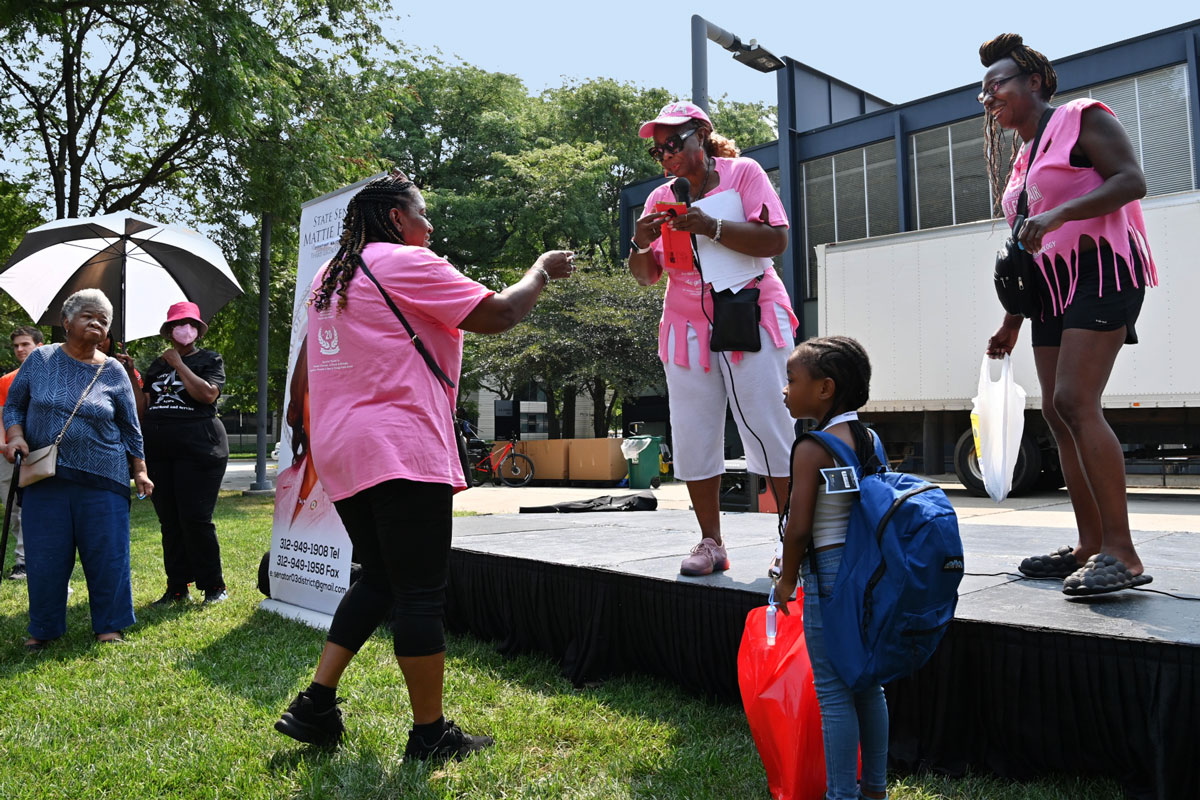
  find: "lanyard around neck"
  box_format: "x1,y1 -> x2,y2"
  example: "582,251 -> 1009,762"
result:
822,410 -> 859,431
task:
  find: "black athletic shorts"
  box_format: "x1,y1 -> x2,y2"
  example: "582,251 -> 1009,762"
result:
1030,245 -> 1146,348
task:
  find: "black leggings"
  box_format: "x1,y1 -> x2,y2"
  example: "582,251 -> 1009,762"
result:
326,479 -> 453,658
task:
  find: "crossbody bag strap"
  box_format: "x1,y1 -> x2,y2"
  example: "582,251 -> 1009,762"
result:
359,260 -> 456,389
55,361 -> 106,445
1016,106 -> 1056,220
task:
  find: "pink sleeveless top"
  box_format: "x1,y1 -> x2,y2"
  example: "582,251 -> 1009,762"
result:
1001,98 -> 1158,316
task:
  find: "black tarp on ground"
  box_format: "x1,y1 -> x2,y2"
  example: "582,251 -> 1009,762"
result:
519,491 -> 657,514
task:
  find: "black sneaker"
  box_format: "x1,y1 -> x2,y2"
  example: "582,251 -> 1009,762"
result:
274,692 -> 344,748
203,588 -> 228,604
403,719 -> 494,763
8,563 -> 26,580
152,589 -> 189,605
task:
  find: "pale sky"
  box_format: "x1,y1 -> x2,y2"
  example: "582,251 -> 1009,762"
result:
387,2 -> 1198,109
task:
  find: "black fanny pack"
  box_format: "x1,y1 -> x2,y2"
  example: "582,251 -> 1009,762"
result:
709,284 -> 762,352
994,232 -> 1040,318
994,107 -> 1054,319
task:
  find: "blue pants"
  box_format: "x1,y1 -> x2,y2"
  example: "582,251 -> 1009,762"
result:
803,546 -> 890,800
22,477 -> 135,639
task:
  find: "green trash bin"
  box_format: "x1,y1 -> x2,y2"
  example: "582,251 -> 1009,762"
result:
622,435 -> 663,489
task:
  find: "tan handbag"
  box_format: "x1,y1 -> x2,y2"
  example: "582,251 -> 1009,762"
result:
17,362 -> 105,489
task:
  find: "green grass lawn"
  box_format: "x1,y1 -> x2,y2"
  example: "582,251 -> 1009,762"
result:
0,493 -> 1120,799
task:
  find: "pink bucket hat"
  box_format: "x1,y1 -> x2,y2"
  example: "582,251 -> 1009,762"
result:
160,300 -> 208,338
638,100 -> 712,138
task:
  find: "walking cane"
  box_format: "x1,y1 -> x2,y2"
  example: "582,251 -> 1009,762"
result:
0,452 -> 21,587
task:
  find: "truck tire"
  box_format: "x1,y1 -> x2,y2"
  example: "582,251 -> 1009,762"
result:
953,430 -> 988,496
1037,447 -> 1067,490
953,428 -> 1042,497
1011,435 -> 1042,495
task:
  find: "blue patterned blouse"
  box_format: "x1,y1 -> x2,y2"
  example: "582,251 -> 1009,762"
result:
4,344 -> 144,496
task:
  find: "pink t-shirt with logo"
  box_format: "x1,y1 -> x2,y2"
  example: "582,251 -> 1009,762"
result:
306,242 -> 493,500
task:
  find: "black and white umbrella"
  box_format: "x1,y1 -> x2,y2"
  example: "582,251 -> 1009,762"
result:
0,212 -> 243,342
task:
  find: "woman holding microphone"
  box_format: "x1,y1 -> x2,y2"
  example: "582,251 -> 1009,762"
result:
629,101 -> 798,577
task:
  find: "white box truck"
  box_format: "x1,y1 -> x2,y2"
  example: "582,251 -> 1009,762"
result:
817,190 -> 1200,494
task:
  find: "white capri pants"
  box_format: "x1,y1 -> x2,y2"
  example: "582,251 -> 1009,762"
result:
664,305 -> 795,481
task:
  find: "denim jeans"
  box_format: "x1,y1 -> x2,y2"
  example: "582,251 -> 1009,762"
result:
22,477 -> 135,639
803,546 -> 889,800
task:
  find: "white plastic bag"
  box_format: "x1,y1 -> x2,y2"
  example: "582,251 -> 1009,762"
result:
970,354 -> 1026,503
620,437 -> 652,464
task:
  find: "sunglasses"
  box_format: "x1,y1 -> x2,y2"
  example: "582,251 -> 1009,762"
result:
648,127 -> 699,162
978,72 -> 1027,102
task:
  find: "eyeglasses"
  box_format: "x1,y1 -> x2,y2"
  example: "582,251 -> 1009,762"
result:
648,127 -> 699,161
978,72 -> 1027,102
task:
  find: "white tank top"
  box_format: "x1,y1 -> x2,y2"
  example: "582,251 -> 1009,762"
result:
810,411 -> 860,550
811,484 -> 853,550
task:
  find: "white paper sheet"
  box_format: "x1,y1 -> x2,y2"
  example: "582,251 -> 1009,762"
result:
693,190 -> 765,291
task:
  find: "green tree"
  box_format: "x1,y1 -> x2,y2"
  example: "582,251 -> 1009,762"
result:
378,58 -> 537,273
0,179 -> 47,365
0,0 -> 400,414
0,0 -> 390,219
467,256 -> 663,439
708,97 -> 778,152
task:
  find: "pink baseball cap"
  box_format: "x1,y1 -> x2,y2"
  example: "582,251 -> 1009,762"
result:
638,100 -> 712,138
160,300 -> 208,338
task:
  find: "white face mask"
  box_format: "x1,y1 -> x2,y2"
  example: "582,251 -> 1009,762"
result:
171,323 -> 199,346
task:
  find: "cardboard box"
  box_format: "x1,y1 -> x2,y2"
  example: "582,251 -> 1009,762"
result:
515,439 -> 570,482
569,438 -> 628,482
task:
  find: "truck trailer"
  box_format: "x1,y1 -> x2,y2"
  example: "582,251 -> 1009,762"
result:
817,189 -> 1200,494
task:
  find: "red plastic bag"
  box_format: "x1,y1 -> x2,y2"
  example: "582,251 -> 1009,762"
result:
738,593 -> 828,800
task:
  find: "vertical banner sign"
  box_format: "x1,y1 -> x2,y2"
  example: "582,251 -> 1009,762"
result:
264,175 -> 381,626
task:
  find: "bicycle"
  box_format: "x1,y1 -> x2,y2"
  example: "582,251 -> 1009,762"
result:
467,434 -> 534,487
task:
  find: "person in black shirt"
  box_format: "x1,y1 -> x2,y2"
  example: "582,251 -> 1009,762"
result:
136,301 -> 230,604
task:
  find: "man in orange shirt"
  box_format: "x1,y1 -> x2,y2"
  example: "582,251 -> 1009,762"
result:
1,325 -> 44,579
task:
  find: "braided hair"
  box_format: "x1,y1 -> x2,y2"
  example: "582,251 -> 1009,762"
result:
310,171 -> 422,312
791,335 -> 875,464
286,338 -> 309,461
979,33 -> 1058,214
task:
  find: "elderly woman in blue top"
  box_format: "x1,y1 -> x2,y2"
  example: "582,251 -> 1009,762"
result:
3,289 -> 153,651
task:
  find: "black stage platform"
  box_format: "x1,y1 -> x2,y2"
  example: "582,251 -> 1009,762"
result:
443,509 -> 1198,799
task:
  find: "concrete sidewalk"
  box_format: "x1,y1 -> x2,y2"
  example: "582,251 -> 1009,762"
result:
222,458 -> 276,492
453,477 -> 1200,534
222,459 -> 1199,534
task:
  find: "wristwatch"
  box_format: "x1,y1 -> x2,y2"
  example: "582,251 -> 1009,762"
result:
629,237 -> 652,255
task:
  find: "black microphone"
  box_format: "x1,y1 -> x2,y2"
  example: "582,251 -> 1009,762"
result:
672,177 -> 691,207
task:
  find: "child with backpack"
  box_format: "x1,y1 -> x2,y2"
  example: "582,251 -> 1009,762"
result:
773,335 -> 889,800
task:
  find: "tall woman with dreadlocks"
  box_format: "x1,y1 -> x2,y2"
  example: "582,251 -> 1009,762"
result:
274,171 -> 575,760
979,34 -> 1158,596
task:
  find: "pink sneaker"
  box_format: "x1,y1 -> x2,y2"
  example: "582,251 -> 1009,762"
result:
680,538 -> 730,576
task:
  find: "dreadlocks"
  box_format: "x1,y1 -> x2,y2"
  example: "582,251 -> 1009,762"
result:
310,171 -> 422,312
791,335 -> 875,464
980,33 -> 1058,214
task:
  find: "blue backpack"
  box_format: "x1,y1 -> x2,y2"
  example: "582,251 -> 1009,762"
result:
803,429 -> 963,692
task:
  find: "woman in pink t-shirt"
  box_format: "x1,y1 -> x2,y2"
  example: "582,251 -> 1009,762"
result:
274,171 -> 574,762
979,34 -> 1156,596
629,101 -> 798,577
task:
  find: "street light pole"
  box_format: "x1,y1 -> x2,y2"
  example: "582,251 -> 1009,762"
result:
249,211 -> 273,493
691,15 -> 709,112
690,14 -> 785,111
